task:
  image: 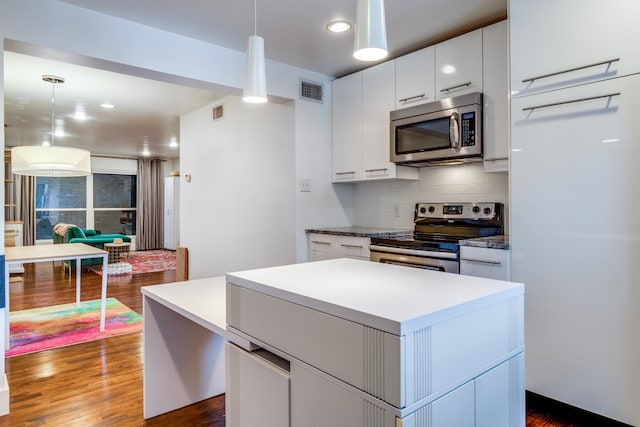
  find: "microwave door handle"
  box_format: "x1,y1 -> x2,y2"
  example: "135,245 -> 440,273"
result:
449,112 -> 460,149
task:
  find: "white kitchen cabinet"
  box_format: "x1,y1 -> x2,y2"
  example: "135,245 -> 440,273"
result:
331,72 -> 363,181
394,46 -> 436,109
332,64 -> 418,183
475,353 -> 525,427
511,74 -> 640,425
435,29 -> 483,99
226,344 -> 290,427
226,259 -> 524,426
460,246 -> 510,281
362,61 -> 416,181
510,0 -> 640,97
481,20 -> 509,172
308,233 -> 370,261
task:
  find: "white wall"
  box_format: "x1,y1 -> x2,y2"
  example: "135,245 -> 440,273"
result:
352,164 -> 509,230
0,0 -> 353,272
180,96 -> 297,278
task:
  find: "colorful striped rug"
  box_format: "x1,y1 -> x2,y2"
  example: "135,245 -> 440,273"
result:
6,298 -> 142,357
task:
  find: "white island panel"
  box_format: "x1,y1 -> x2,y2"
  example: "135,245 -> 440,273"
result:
226,259 -> 525,420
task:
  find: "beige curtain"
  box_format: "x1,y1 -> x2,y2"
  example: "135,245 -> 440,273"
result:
136,159 -> 164,250
15,175 -> 35,246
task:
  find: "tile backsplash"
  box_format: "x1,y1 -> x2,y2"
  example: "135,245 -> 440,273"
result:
353,163 -> 509,231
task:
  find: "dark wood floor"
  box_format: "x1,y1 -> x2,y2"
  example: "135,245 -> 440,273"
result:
2,262 -> 225,426
0,260 -> 623,426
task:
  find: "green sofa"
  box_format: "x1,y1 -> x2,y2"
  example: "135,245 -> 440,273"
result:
53,225 -> 132,268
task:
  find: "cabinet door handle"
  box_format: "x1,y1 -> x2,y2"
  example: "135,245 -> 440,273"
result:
522,58 -> 620,84
398,94 -> 426,103
335,171 -> 356,175
440,82 -> 472,93
522,93 -> 620,112
364,168 -> 388,173
340,244 -> 363,249
311,240 -> 331,245
461,258 -> 502,265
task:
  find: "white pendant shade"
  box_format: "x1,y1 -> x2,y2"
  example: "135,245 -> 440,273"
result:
353,0 -> 388,61
243,35 -> 268,103
11,146 -> 91,177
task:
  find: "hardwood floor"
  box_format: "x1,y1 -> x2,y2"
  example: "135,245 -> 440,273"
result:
0,260 -> 626,426
2,262 -> 225,426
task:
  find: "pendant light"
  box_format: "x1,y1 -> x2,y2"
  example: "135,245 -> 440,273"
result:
242,0 -> 267,103
353,0 -> 388,61
12,75 -> 91,177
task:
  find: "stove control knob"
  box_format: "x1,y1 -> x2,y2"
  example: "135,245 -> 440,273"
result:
428,206 -> 435,213
472,206 -> 480,213
419,206 -> 427,214
483,207 -> 492,215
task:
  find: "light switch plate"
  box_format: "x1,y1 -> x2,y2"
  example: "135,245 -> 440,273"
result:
300,179 -> 311,192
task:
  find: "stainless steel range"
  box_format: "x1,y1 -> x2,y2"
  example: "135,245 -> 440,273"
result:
369,202 -> 504,273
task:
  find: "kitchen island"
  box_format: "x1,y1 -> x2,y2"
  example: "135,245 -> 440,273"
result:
226,258 -> 525,427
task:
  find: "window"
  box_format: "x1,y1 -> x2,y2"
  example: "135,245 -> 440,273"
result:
93,174 -> 137,235
35,173 -> 137,240
35,177 -> 87,240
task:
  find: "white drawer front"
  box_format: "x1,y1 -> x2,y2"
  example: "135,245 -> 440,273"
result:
227,284 -> 403,407
460,246 -> 510,281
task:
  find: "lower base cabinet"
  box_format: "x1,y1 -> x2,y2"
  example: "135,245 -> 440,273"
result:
225,344 -> 290,427
227,342 -> 524,427
460,246 -> 510,281
308,233 -> 371,261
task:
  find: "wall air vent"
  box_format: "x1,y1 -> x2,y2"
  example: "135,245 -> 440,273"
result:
212,104 -> 224,121
299,79 -> 324,103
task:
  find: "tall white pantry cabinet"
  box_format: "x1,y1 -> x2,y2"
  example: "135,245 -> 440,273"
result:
509,1 -> 640,425
164,176 -> 179,250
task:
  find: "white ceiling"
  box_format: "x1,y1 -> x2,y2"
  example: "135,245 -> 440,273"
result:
4,0 -> 507,160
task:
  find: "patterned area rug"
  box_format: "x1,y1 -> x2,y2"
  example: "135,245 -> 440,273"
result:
88,249 -> 176,276
6,298 -> 142,357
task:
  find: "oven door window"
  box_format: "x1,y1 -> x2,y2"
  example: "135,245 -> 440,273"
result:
395,116 -> 451,154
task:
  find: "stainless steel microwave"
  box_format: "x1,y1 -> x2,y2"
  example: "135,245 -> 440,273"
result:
390,92 -> 482,166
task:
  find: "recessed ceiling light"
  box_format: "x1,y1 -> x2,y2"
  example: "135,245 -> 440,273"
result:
326,20 -> 352,33
100,102 -> 115,109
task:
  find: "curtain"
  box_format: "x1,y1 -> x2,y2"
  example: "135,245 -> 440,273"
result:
136,159 -> 164,250
15,175 -> 35,246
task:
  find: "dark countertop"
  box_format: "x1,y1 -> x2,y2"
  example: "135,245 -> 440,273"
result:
306,226 -> 412,238
459,235 -> 510,250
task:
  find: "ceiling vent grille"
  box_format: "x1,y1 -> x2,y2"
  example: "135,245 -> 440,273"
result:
299,79 -> 324,103
212,104 -> 224,120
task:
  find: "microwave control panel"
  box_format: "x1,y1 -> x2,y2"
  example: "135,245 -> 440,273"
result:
460,112 -> 476,147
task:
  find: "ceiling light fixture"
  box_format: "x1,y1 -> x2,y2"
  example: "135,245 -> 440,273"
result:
242,0 -> 267,103
353,0 -> 388,62
12,75 -> 91,177
326,20 -> 352,33
100,102 -> 115,109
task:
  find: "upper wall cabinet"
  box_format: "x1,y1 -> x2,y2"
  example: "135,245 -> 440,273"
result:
482,20 -> 509,171
435,29 -> 483,99
331,63 -> 419,183
332,73 -> 363,181
510,0 -> 640,97
394,46 -> 436,110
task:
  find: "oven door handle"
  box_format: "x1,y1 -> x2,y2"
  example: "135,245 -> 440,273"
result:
379,258 -> 446,272
369,245 -> 458,260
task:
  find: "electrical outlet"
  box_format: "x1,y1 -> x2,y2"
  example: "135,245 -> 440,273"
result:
300,179 -> 311,192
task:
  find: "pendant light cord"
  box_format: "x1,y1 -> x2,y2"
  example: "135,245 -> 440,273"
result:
253,0 -> 257,36
50,81 -> 55,145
